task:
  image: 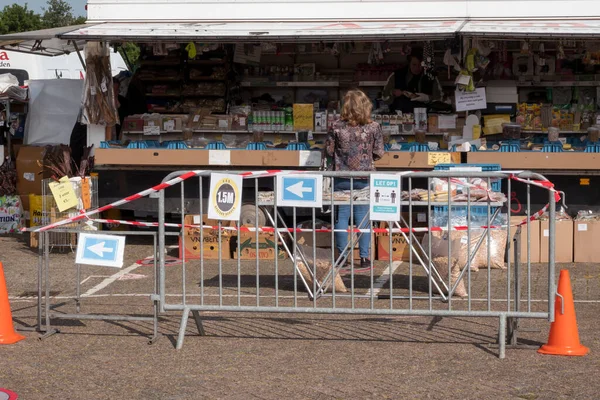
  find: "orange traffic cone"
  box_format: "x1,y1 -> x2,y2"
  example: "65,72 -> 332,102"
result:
0,262 -> 25,345
538,269 -> 589,356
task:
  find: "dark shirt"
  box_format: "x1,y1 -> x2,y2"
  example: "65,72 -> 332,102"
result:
391,66 -> 434,113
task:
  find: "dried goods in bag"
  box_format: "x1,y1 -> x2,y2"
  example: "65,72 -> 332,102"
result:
431,256 -> 468,298
295,244 -> 347,293
424,229 -> 508,271
80,42 -> 119,126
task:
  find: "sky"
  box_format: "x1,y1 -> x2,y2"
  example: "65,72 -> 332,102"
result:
0,0 -> 87,16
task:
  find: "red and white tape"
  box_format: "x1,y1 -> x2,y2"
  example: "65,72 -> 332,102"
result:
27,169 -> 561,233
89,218 -> 524,235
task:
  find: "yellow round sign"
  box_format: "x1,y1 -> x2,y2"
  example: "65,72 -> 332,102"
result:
212,177 -> 240,219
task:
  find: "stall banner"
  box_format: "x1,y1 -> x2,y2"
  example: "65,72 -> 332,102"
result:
0,196 -> 22,234
370,174 -> 401,221
208,173 -> 243,221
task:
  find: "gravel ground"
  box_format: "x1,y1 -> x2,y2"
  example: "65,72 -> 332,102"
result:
1,235 -> 599,400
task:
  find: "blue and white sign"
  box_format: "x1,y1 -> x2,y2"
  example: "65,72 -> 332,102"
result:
277,174 -> 323,208
75,233 -> 126,268
370,174 -> 401,221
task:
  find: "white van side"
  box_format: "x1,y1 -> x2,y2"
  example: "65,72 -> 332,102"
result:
0,49 -> 127,84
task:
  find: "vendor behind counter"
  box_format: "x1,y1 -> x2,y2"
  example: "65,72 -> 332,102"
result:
383,49 -> 442,114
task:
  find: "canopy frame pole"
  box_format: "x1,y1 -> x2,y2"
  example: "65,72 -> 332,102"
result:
71,40 -> 86,72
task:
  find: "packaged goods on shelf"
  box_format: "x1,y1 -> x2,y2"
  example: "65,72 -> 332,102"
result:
182,82 -> 226,97
123,115 -> 144,131
230,105 -> 251,131
189,66 -> 227,80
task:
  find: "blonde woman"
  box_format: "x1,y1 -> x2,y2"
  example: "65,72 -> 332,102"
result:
326,89 -> 385,270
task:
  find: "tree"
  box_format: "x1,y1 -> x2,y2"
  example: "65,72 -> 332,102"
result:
119,43 -> 141,70
42,0 -> 80,28
0,4 -> 43,35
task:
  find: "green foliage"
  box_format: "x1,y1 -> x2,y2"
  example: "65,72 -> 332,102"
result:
0,3 -> 43,34
0,1 -> 86,34
42,0 -> 80,28
118,42 -> 141,69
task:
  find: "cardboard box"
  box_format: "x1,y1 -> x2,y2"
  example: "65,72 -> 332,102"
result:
16,146 -> 46,195
509,216 -> 540,263
179,215 -> 233,259
232,230 -> 287,260
377,233 -> 425,261
123,115 -> 144,131
376,215 -> 427,261
574,220 -> 600,263
540,219 -> 573,263
162,115 -> 185,132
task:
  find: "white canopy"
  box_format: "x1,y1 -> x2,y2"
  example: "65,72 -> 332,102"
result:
0,25 -> 89,56
58,20 -> 465,42
461,19 -> 600,38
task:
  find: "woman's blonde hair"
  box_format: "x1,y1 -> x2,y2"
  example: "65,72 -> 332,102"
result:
341,89 -> 373,126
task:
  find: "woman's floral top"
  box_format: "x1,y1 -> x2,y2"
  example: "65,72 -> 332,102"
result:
326,120 -> 385,172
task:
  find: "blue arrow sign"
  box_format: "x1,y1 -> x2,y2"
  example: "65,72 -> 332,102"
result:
76,233 -> 126,268
277,174 -> 323,207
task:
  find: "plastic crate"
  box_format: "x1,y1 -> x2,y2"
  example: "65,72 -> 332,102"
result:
206,141 -> 227,150
127,140 -> 160,149
432,163 -> 502,226
286,142 -> 309,151
500,140 -> 520,152
542,142 -> 563,152
404,143 -> 430,152
584,142 -> 600,153
246,142 -> 267,150
100,141 -> 121,149
162,141 -> 189,149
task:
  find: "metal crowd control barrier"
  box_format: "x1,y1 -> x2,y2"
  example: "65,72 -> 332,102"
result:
157,169 -> 560,358
36,229 -> 160,344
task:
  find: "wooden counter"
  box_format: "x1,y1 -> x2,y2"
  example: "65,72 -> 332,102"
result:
95,149 -> 461,170
466,152 -> 600,172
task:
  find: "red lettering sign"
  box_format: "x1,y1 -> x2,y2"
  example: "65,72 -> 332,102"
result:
0,52 -> 9,61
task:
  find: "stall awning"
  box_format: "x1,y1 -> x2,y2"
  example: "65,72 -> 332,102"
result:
59,20 -> 465,42
0,24 -> 92,56
461,19 -> 600,38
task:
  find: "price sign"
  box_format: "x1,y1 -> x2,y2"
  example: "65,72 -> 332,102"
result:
293,104 -> 314,131
49,176 -> 78,212
427,152 -> 452,166
143,125 -> 160,135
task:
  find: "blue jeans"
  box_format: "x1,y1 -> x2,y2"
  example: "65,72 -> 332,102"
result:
334,178 -> 371,259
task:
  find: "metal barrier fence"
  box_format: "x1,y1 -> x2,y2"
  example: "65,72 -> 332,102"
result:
155,169 -> 560,358
35,229 -> 160,344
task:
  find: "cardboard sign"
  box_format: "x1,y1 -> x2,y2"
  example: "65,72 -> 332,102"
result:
427,152 -> 452,166
293,104 -> 314,131
0,196 -> 22,234
81,178 -> 92,210
455,88 -> 487,112
208,173 -> 243,221
370,174 -> 401,221
49,176 -> 78,212
233,44 -> 262,65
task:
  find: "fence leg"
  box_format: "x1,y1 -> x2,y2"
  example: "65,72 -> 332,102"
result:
191,310 -> 206,336
498,314 -> 507,359
176,308 -> 190,350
